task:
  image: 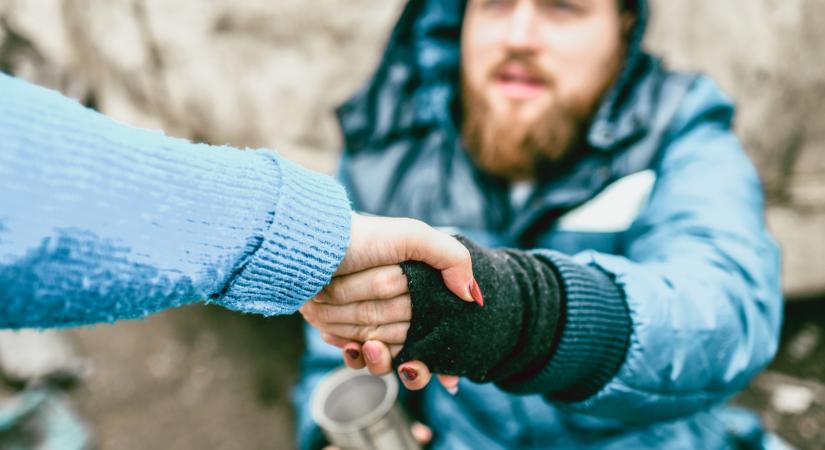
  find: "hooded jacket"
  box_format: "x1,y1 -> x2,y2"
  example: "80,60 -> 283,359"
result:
295,1 -> 783,448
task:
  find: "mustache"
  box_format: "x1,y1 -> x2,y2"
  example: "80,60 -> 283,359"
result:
489,53 -> 552,84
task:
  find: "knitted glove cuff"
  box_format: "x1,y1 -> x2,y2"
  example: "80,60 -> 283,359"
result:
394,237 -> 562,383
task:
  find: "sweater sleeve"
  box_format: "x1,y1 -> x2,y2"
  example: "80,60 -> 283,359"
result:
0,73 -> 352,329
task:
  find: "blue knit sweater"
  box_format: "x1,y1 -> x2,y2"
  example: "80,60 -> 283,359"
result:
0,73 -> 352,329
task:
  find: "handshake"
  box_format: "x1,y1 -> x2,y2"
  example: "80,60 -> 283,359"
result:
301,213 -> 563,395
300,213 -> 480,394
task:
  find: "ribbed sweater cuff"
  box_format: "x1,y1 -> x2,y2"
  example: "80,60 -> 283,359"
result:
521,251 -> 631,401
221,154 -> 351,316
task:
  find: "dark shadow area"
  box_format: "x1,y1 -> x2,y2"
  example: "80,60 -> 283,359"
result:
735,299 -> 825,449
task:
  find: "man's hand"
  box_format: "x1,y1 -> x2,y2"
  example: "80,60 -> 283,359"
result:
301,264 -> 459,393
304,265 -> 410,347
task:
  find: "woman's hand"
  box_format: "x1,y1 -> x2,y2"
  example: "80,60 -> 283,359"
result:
300,263 -> 459,393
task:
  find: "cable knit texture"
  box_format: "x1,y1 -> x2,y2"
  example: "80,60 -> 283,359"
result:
0,73 -> 351,328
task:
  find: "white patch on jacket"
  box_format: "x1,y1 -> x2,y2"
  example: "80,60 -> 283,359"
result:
557,170 -> 656,233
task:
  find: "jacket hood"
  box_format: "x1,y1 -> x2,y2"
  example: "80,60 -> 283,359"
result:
336,0 -> 653,153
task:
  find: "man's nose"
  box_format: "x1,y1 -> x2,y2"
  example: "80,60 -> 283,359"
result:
503,2 -> 541,51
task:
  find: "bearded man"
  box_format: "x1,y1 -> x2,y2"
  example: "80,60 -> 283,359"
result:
296,1 -> 784,449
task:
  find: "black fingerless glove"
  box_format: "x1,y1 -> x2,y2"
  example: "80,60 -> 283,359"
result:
394,237 -> 563,385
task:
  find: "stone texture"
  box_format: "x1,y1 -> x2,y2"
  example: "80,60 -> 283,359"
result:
735,300 -> 825,449
1,0 -> 822,296
0,0 -> 404,172
646,0 -> 825,298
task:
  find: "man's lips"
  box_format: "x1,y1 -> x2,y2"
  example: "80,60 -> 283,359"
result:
494,64 -> 547,100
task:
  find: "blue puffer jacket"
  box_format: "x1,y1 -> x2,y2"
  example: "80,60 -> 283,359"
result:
294,1 -> 784,448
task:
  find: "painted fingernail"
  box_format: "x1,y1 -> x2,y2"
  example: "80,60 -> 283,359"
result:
400,367 -> 418,382
364,345 -> 380,364
346,349 -> 361,360
468,279 -> 484,307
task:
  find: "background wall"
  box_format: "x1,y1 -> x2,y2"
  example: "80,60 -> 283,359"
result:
1,1 -> 824,449
2,0 -> 822,297
646,0 -> 825,299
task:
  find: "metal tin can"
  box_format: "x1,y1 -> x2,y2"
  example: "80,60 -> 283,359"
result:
311,367 -> 421,450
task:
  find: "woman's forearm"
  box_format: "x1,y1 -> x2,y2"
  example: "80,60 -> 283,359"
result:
0,73 -> 351,328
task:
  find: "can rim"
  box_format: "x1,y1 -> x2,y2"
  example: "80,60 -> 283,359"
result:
310,367 -> 399,433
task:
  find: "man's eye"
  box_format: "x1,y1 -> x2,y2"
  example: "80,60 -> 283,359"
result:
541,0 -> 581,14
480,0 -> 514,12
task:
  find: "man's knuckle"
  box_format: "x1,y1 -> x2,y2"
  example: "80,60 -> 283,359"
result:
299,304 -> 314,319
356,326 -> 374,341
316,305 -> 333,323
363,325 -> 380,341
366,302 -> 379,324
356,305 -> 369,324
327,281 -> 347,302
371,274 -> 393,298
392,323 -> 409,342
356,302 -> 375,325
388,296 -> 405,318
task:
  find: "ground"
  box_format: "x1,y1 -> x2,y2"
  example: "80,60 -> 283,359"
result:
56,300 -> 825,450
735,300 -> 825,449
66,307 -> 305,450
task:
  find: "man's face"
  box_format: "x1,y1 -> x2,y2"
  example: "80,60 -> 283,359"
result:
461,0 -> 632,180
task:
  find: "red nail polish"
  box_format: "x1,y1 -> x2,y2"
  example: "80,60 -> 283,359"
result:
346,349 -> 361,360
400,367 -> 418,382
468,279 -> 485,307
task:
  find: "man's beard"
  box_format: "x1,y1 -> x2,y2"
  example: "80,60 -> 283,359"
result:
460,71 -> 594,181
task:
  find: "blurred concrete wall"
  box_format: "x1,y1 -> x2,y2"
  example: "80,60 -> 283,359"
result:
647,0 -> 825,299
1,0 -> 823,298
0,0 -> 403,172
